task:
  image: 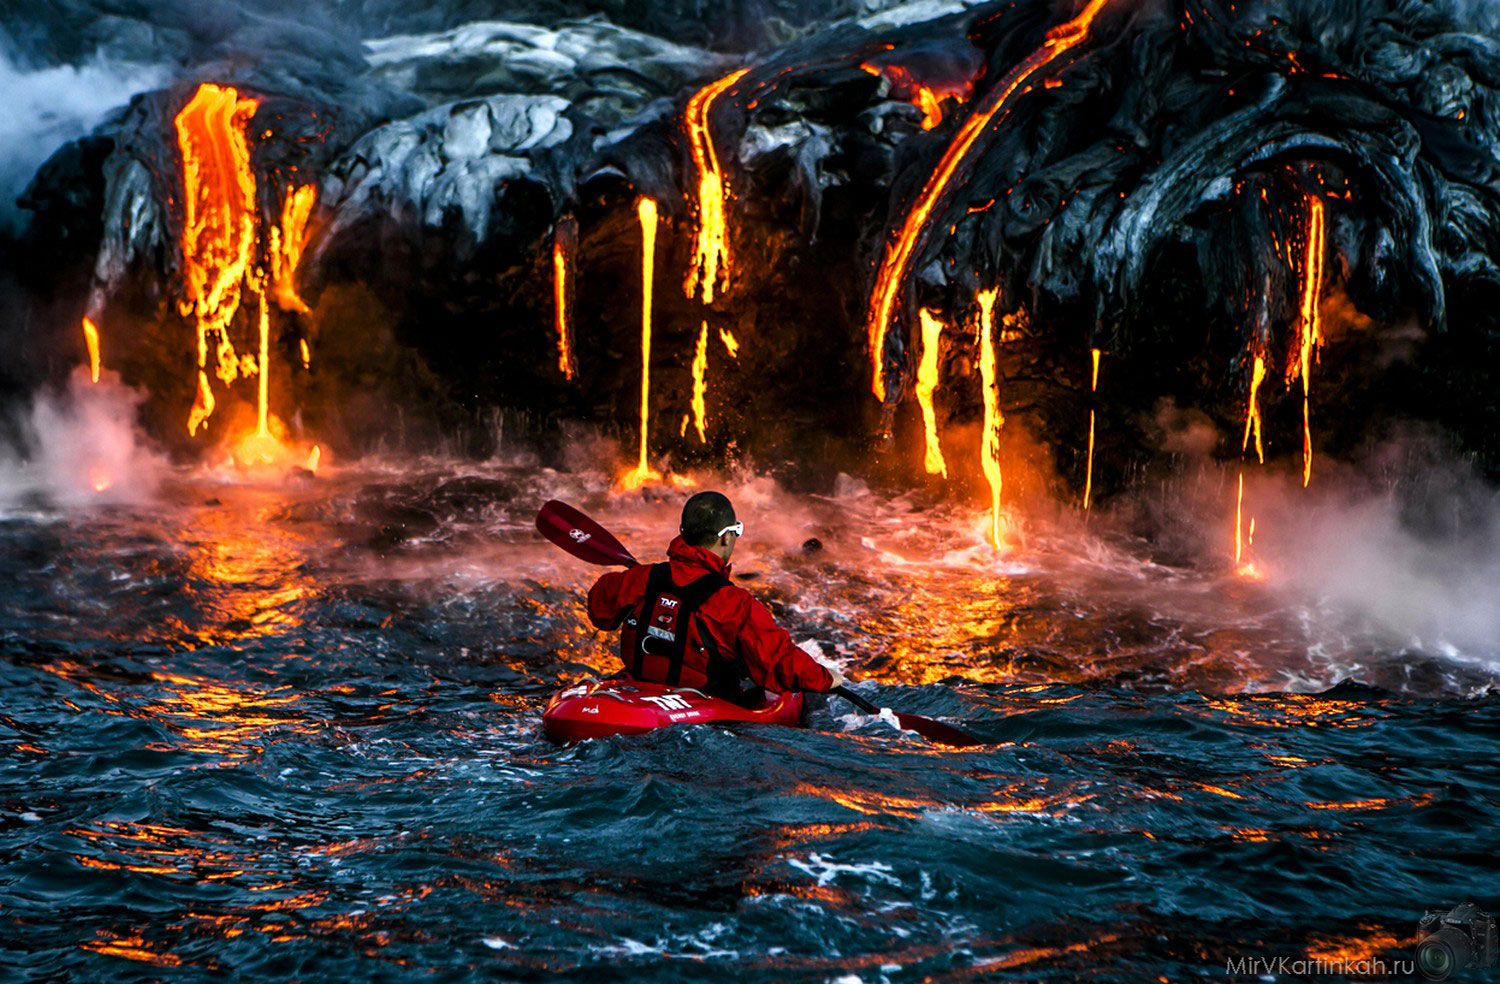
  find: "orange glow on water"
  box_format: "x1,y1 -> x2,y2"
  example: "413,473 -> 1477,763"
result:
622,198 -> 663,488
269,184 -> 316,315
684,68 -> 751,305
81,316 -> 101,383
915,308 -> 948,477
175,83 -> 260,431
865,0 -> 1116,400
1241,353 -> 1266,464
1084,347 -> 1101,509
1294,195 -> 1326,487
976,287 -> 1006,549
690,321 -> 710,443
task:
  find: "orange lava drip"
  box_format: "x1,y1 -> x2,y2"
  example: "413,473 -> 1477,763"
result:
552,229 -> 574,380
1294,195 -> 1326,487
718,327 -> 740,358
174,83 -> 260,434
1084,347 -> 1101,509
865,0 -> 1116,401
81,316 -> 101,383
915,308 -> 948,477
1240,353 -> 1266,464
270,184 -> 316,314
684,68 -> 751,305
976,287 -> 1006,549
690,321 -> 710,443
621,198 -> 663,489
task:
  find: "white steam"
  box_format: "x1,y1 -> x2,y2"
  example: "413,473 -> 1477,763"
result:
0,368 -> 167,509
0,49 -> 167,225
1232,456 -> 1500,672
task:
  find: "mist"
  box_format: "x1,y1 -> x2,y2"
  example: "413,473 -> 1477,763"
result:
0,48 -> 167,231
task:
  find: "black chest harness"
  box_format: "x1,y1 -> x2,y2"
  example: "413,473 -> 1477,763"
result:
621,563 -> 730,686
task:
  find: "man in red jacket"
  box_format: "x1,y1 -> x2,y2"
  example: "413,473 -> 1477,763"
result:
587,491 -> 844,702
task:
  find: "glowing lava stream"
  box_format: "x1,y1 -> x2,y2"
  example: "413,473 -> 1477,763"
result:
915,308 -> 948,477
684,67 -> 751,305
1293,196 -> 1326,487
1084,347 -> 1101,509
270,184 -> 316,315
1241,353 -> 1266,464
553,216 -> 577,380
976,287 -> 1005,549
81,317 -> 101,383
689,322 -> 710,443
622,198 -> 663,488
175,83 -> 260,432
866,0 -> 1116,401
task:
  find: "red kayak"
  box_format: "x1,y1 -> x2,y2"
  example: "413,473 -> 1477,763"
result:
542,677 -> 805,743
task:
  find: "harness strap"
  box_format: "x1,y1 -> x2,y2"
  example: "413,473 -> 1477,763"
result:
627,563 -> 729,686
665,571 -> 729,686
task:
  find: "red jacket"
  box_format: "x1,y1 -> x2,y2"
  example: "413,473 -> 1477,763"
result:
587,536 -> 835,694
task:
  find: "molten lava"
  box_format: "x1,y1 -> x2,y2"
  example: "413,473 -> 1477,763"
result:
718,327 -> 740,358
270,184 -> 316,315
553,215 -> 577,380
189,371 -> 215,436
621,198 -> 663,489
81,317 -> 101,383
684,68 -> 751,305
1293,195 -> 1326,487
1084,347 -> 1101,510
976,287 -> 1006,549
1241,353 -> 1266,464
175,82 -> 260,430
915,308 -> 948,477
859,62 -> 972,131
690,322 -> 710,443
865,0 -> 1116,401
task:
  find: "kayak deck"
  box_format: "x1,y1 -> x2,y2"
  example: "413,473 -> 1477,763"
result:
542,677 -> 805,743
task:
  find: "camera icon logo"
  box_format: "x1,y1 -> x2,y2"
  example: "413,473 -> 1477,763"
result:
1418,903 -> 1497,981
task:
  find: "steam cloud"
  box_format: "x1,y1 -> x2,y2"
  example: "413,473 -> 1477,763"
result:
0,48 -> 166,230
0,369 -> 166,509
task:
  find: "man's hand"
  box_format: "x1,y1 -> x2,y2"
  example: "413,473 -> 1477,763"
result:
824,665 -> 846,690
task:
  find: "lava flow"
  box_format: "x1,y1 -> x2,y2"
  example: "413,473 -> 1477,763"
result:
175,82 -> 259,433
81,317 -> 101,383
269,185 -> 316,315
915,308 -> 948,477
1292,195 -> 1326,487
976,287 -> 1005,549
552,215 -> 578,381
689,321 -> 710,443
683,68 -> 750,305
1241,353 -> 1267,465
621,198 -> 663,489
865,0 -> 1116,401
1083,347 -> 1101,510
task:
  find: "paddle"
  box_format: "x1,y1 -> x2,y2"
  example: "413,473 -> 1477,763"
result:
832,685 -> 981,747
536,499 -> 639,568
535,499 -> 982,747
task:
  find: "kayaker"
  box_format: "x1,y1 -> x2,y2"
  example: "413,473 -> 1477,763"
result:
586,491 -> 845,703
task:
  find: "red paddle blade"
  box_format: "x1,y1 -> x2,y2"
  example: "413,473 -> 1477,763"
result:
536,500 -> 639,567
893,713 -> 982,747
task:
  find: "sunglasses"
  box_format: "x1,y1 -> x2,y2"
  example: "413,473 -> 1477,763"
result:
715,521 -> 744,539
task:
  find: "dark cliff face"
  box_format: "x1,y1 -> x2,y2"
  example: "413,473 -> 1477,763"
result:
5,0 -> 1500,489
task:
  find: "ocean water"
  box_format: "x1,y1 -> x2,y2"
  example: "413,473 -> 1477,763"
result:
1,458 -> 1496,981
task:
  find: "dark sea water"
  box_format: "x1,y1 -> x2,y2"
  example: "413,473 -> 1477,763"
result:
2,458 -> 1497,981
